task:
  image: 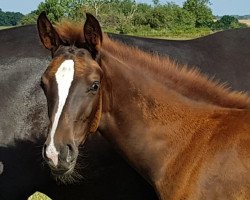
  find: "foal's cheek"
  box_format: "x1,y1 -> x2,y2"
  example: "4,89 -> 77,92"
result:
77,98 -> 94,119
74,124 -> 88,145
85,101 -> 94,116
74,109 -> 94,144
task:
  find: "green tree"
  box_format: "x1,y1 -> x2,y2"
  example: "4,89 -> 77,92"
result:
0,9 -> 23,26
36,0 -> 85,22
170,4 -> 196,29
83,0 -> 107,17
212,15 -> 248,30
17,0 -> 242,39
183,0 -> 214,28
134,3 -> 195,30
91,0 -> 138,34
132,3 -> 152,26
20,11 -> 38,25
152,0 -> 159,6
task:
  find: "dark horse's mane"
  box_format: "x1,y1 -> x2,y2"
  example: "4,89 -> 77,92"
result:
55,21 -> 250,109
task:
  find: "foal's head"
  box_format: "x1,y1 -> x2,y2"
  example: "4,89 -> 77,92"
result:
37,12 -> 103,178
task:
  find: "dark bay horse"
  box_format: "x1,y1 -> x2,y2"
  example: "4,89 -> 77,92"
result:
109,28 -> 250,92
1,21 -> 250,199
37,12 -> 250,199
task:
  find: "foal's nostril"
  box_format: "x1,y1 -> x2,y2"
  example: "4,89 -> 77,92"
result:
67,144 -> 73,152
66,144 -> 75,163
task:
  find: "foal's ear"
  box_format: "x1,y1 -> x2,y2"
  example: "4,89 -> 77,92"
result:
84,13 -> 103,58
37,11 -> 62,53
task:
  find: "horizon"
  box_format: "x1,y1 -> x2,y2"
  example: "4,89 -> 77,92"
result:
0,0 -> 249,16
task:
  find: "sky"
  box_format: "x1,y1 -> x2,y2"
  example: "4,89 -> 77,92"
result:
0,0 -> 249,16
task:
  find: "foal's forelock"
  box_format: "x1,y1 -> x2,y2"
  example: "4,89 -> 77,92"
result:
46,59 -> 75,166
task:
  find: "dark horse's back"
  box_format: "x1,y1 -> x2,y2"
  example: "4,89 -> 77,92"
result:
1,25 -> 250,200
109,28 -> 250,91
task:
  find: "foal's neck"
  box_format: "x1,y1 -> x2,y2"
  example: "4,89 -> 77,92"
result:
101,36 -> 250,109
98,51 -> 217,184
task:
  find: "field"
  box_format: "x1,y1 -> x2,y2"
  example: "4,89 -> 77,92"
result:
239,19 -> 250,27
0,26 -> 13,30
28,192 -> 51,200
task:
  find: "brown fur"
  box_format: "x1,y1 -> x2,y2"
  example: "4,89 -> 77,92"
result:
97,51 -> 250,199
55,21 -> 250,109
55,20 -> 85,45
40,17 -> 250,200
89,92 -> 103,133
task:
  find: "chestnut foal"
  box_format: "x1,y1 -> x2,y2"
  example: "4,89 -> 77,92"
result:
37,12 -> 250,199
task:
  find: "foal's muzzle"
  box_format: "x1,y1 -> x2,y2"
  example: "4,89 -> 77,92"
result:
42,143 -> 78,175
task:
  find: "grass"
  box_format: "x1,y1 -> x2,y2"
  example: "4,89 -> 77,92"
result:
239,19 -> 250,27
28,192 -> 51,200
0,26 -> 13,30
105,26 -> 212,40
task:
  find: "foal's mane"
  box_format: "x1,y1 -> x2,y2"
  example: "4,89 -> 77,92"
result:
55,21 -> 250,109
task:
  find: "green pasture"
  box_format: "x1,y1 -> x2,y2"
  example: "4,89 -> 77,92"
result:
0,26 -> 13,30
28,192 -> 51,200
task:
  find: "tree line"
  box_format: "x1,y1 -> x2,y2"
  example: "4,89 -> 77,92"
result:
0,9 -> 23,26
0,0 -> 248,38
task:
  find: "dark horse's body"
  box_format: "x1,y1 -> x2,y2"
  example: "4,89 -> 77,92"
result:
111,30 -> 250,92
0,25 -> 250,200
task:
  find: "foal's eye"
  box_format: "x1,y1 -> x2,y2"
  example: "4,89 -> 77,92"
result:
89,81 -> 100,93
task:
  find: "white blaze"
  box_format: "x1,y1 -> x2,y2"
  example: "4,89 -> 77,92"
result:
46,60 -> 75,166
